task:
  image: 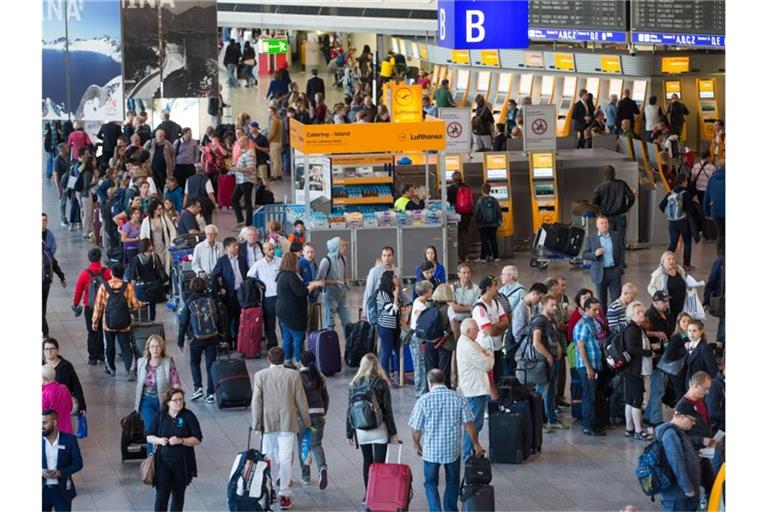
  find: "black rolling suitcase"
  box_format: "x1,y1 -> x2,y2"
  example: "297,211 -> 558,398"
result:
344,308 -> 376,368
488,406 -> 527,464
120,411 -> 147,462
461,485 -> 495,512
211,355 -> 252,409
131,307 -> 165,357
528,391 -> 544,453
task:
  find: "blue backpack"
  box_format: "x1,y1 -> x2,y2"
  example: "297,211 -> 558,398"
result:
414,304 -> 443,341
189,297 -> 218,339
636,436 -> 676,499
663,190 -> 687,221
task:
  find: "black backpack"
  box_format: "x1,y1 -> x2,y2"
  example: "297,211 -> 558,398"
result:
606,326 -> 631,371
86,268 -> 108,308
238,277 -> 266,309
348,382 -> 383,430
105,282 -> 131,330
414,304 -> 443,341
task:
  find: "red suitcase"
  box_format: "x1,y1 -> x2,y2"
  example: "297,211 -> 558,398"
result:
217,172 -> 236,208
237,307 -> 263,359
365,444 -> 412,512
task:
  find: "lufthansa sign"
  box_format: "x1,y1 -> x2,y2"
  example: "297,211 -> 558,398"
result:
438,0 -> 528,50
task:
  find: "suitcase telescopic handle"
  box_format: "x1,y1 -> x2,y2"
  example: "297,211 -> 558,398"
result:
385,440 -> 403,464
247,426 -> 263,451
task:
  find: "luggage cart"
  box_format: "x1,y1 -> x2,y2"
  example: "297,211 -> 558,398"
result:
251,203 -> 303,235
529,221 -> 589,272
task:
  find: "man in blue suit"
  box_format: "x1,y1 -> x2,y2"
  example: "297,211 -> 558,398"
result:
582,215 -> 624,309
42,409 -> 83,511
211,237 -> 245,348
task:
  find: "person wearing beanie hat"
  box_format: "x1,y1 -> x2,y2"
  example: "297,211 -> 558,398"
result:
653,400 -> 701,511
297,350 -> 330,489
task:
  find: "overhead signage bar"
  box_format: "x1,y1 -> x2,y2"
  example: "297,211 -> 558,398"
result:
528,28 -> 627,43
528,0 -> 628,44
631,32 -> 724,48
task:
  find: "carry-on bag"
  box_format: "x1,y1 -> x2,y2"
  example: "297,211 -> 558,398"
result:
460,484 -> 495,512
344,308 -> 376,368
227,427 -> 274,511
120,410 -> 147,462
237,307 -> 264,359
308,329 -> 342,376
218,173 -> 236,208
528,391 -> 545,453
211,354 -> 253,409
365,443 -> 413,512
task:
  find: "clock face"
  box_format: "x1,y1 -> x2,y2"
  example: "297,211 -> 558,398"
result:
395,88 -> 414,107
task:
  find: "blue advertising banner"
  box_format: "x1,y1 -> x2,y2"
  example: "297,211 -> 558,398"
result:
528,28 -> 627,44
438,0 -> 528,50
632,32 -> 724,48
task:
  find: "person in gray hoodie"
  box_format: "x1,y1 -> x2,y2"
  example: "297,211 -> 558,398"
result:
317,237 -> 350,330
654,400 -> 701,511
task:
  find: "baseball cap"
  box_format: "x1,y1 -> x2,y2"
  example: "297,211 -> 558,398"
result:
674,399 -> 698,419
478,276 -> 497,293
652,290 -> 670,302
249,121 -> 260,129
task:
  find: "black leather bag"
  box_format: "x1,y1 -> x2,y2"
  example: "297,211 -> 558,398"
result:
463,453 -> 492,486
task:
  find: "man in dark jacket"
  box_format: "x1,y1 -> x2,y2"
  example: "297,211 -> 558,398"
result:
665,94 -> 690,139
644,291 -> 674,427
703,256 -> 725,342
97,120 -> 122,166
211,237 -> 244,349
660,174 -> 696,270
654,401 -> 702,511
678,371 -> 719,500
703,165 -> 725,256
592,165 -> 635,264
155,112 -> 182,142
43,409 -> 83,511
305,69 -> 325,109
43,241 -> 67,338
571,89 -> 593,149
616,89 -> 639,133
223,39 -> 241,87
471,96 -> 495,151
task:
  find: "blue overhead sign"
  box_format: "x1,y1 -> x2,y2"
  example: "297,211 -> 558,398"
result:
528,28 -> 627,44
632,32 -> 724,48
437,0 -> 529,50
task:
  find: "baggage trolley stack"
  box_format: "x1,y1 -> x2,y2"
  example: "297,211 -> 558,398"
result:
529,222 -> 588,272
167,246 -> 194,312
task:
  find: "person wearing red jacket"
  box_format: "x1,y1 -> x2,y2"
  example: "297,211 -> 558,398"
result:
67,121 -> 92,159
73,248 -> 112,365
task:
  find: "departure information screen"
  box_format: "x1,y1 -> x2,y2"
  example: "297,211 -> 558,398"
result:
631,0 -> 725,47
528,0 -> 628,43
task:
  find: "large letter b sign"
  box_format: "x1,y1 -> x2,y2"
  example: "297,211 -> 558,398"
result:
437,0 -> 528,50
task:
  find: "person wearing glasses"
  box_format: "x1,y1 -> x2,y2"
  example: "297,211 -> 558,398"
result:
654,400 -> 702,511
146,388 -> 203,511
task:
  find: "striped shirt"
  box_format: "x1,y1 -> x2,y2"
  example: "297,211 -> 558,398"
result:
376,290 -> 399,329
606,299 -> 628,332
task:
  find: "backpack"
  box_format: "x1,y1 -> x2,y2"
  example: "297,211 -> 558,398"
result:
366,292 -> 379,325
238,277 -> 266,309
335,53 -> 346,67
475,197 -> 498,225
104,282 -> 131,330
663,190 -> 687,221
189,296 -> 219,339
414,304 -> 443,341
203,144 -> 225,174
455,186 -> 474,215
348,384 -> 384,430
636,435 -> 676,498
605,326 -> 631,371
227,446 -> 274,511
86,268 -> 108,308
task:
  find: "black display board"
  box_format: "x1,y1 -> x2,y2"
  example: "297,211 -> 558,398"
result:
528,0 -> 628,31
630,0 -> 725,36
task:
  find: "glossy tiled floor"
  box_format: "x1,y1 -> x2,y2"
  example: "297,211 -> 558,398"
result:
41,59 -> 720,511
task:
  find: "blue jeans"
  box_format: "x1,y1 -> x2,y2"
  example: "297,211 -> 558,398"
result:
45,151 -> 55,178
661,496 -> 699,511
377,325 -> 397,375
226,63 -> 238,86
280,323 -> 306,364
322,287 -> 349,331
577,367 -> 597,430
536,361 -> 559,424
644,369 -> 666,425
463,395 -> 488,460
139,395 -> 160,455
424,458 -> 461,512
243,64 -> 254,85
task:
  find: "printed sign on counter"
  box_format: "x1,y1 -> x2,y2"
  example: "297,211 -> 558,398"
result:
438,107 -> 472,154
523,104 -> 556,152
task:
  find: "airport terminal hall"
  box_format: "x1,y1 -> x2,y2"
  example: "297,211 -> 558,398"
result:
33,0 -> 749,510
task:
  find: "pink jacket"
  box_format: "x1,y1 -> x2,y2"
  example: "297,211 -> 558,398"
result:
68,130 -> 92,159
42,381 -> 73,434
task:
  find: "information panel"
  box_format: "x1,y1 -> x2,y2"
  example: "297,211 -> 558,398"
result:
631,0 -> 725,47
528,0 -> 628,43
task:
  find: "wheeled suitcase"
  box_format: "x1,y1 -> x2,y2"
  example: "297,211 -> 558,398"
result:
570,367 -> 583,420
490,399 -> 532,460
217,173 -> 236,208
132,314 -> 165,357
308,329 -> 342,376
120,410 -> 147,462
528,392 -> 544,453
172,233 -> 205,250
227,427 -> 274,512
237,307 -> 263,359
365,444 -> 413,512
211,355 -> 253,409
488,408 -> 527,464
609,372 -> 626,423
460,484 -> 495,512
344,309 -> 376,368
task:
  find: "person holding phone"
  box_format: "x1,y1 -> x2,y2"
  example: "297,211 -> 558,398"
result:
573,298 -> 606,437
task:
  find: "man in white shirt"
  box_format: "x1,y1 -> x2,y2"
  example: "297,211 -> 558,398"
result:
455,318 -> 494,460
191,224 -> 224,276
248,241 -> 282,349
471,276 -> 509,385
42,409 -> 83,511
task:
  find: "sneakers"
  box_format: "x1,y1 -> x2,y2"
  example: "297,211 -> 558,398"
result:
60,221 -> 68,228
190,388 -> 205,400
318,467 -> 328,490
127,368 -> 137,381
543,424 -> 554,434
104,366 -> 115,376
301,474 -> 311,486
493,258 -> 501,263
550,420 -> 569,430
203,394 -> 216,404
278,496 -> 292,510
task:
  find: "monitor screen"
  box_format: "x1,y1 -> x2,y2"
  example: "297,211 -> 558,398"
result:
497,73 -> 512,93
559,98 -> 572,111
534,184 -> 555,196
476,71 -> 491,92
533,168 -> 554,179
490,186 -> 509,200
701,102 -> 716,112
487,168 -> 507,180
699,91 -> 715,99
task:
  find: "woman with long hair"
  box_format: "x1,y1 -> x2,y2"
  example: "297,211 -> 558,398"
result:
121,207 -> 143,264
146,388 -> 202,511
134,335 -> 180,454
241,41 -> 256,87
140,199 -> 177,275
430,284 -> 457,388
666,312 -> 693,404
374,270 -> 401,385
416,245 -> 446,285
567,288 -> 610,345
685,319 -> 718,386
297,351 -> 329,488
235,112 -> 252,133
346,353 -> 399,501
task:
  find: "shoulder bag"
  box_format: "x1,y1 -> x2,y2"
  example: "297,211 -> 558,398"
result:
139,452 -> 155,485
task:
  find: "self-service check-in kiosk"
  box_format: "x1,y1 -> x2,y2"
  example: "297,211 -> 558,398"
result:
538,75 -> 555,105
493,72 -> 514,123
584,77 -> 601,104
442,154 -> 463,186
631,79 -> 648,135
483,153 -> 514,236
556,76 -> 578,137
607,78 -> 623,104
475,71 -> 492,104
453,68 -> 471,107
517,73 -> 533,103
528,152 -> 558,232
696,79 -> 719,141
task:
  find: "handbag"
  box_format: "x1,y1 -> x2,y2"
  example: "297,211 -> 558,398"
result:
140,452 -> 155,485
683,289 -> 706,321
76,412 -> 88,439
656,352 -> 686,377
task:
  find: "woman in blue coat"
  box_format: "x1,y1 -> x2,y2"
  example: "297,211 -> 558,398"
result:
415,245 -> 446,284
